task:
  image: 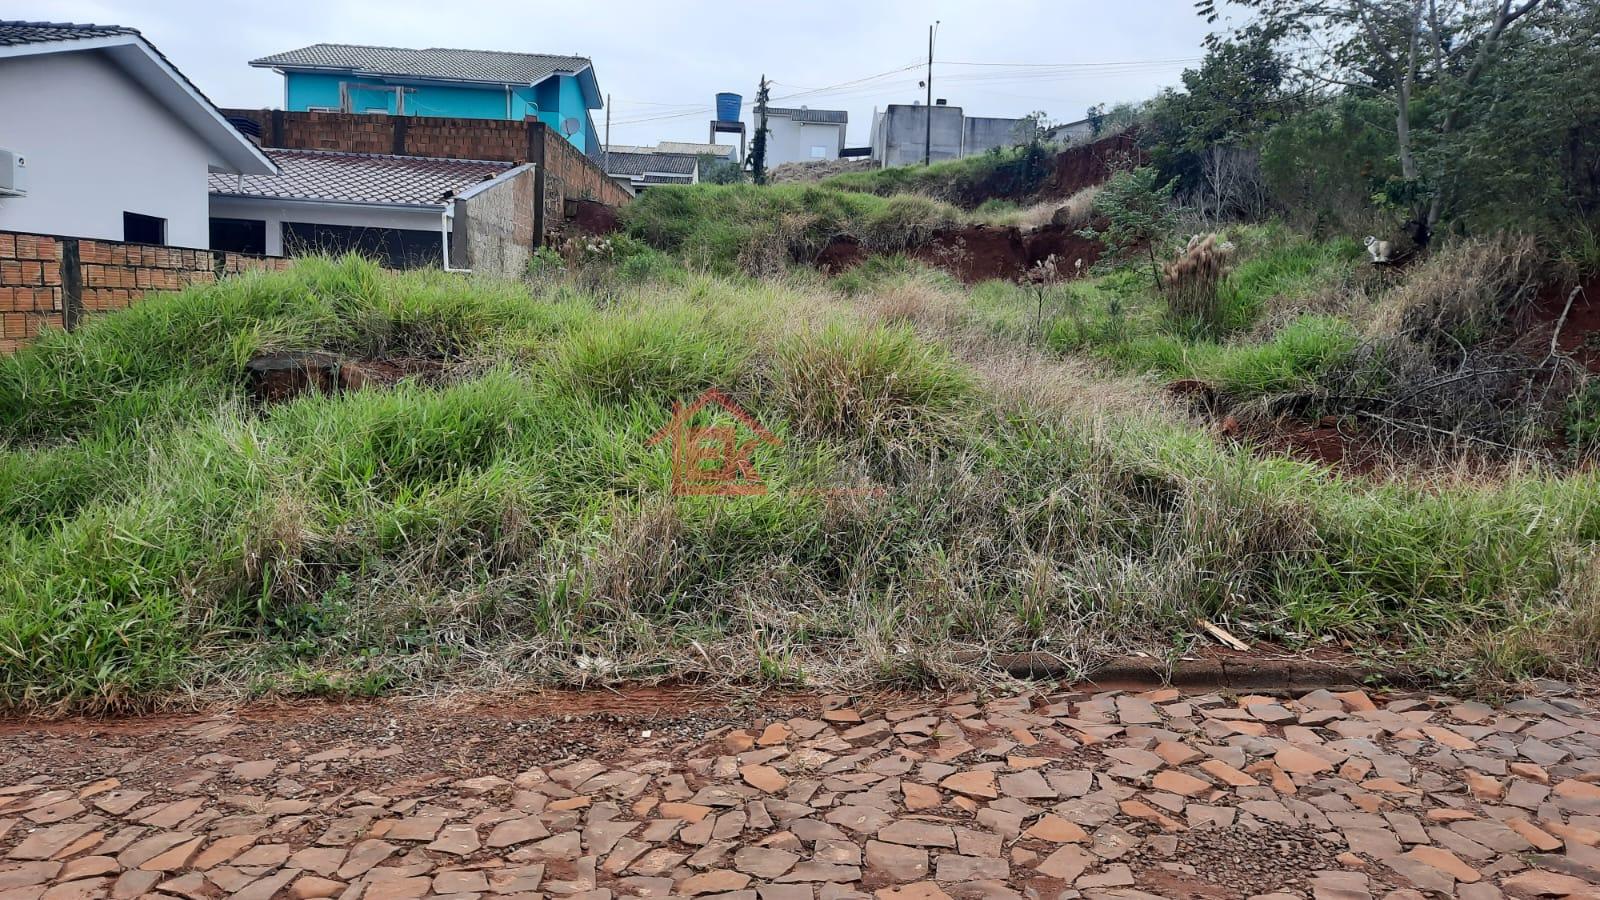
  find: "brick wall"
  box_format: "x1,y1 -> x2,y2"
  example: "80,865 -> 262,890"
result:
538,128 -> 629,238
223,109 -> 632,238
0,230 -> 290,353
0,232 -> 62,352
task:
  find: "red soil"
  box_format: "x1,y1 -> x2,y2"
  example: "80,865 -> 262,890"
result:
817,224 -> 1104,284
1042,130 -> 1145,200
1525,275 -> 1600,374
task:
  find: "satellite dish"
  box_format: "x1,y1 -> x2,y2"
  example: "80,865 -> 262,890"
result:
561,117 -> 580,136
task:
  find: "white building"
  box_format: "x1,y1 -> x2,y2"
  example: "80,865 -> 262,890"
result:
0,21 -> 276,248
758,107 -> 848,167
208,148 -> 527,268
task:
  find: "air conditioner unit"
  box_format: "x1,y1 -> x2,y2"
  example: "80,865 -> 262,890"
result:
0,148 -> 26,197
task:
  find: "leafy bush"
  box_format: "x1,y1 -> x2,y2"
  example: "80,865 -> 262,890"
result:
1260,97 -> 1398,234
1080,167 -> 1177,281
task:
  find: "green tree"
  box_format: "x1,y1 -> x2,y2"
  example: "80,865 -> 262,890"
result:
1197,0 -> 1559,240
1143,31 -> 1291,193
698,154 -> 745,185
1080,167 -> 1178,285
748,78 -> 771,186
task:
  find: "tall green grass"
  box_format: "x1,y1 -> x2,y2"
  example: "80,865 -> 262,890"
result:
623,183 -> 962,275
2,254 -> 1597,710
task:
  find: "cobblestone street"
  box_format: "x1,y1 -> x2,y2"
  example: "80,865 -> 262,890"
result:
4,686 -> 1600,899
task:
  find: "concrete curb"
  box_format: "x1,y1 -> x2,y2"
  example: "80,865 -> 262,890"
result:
974,652 -> 1403,693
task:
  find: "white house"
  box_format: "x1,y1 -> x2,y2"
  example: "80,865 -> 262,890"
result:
758,107 -> 847,167
0,21 -> 276,249
209,148 -> 528,269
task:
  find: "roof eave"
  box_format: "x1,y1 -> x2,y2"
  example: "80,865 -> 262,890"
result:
571,63 -> 602,109
252,61 -> 598,98
2,33 -> 276,176
209,193 -> 447,211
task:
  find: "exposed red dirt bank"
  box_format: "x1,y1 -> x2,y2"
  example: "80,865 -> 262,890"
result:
818,225 -> 1103,284
1526,275 -> 1600,374
1043,130 -> 1144,200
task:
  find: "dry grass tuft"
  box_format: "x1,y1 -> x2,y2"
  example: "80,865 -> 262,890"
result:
1366,233 -> 1543,342
1163,233 -> 1236,329
1051,184 -> 1104,231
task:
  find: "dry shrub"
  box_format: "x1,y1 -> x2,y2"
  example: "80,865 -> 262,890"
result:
1051,184 -> 1103,230
1163,233 -> 1235,328
1315,233 -> 1575,457
1366,233 -> 1542,343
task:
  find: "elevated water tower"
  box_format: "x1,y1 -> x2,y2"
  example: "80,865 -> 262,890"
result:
709,92 -> 747,163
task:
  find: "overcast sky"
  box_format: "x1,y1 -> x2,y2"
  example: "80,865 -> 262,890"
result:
13,0 -> 1218,147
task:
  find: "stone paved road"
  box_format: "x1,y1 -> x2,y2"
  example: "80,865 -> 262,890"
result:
3,686 -> 1600,899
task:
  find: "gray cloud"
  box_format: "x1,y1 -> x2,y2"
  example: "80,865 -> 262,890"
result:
12,0 -> 1213,147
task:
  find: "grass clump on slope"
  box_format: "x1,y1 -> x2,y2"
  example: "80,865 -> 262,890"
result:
1,254 -> 1597,711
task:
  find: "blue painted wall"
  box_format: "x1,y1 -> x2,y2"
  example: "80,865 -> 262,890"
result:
281,71 -> 591,149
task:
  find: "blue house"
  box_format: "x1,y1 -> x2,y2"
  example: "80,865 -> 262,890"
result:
250,43 -> 602,152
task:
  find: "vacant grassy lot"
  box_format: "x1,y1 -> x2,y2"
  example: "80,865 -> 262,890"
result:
1,248 -> 1597,712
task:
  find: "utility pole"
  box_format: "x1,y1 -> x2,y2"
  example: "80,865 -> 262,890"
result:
751,75 -> 771,185
924,21 -> 938,166
604,93 -> 611,175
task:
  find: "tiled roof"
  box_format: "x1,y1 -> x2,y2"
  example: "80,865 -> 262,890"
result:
642,173 -> 694,184
209,149 -> 511,207
251,43 -> 590,86
0,20 -> 137,47
657,141 -> 736,157
605,151 -> 697,178
766,107 -> 847,125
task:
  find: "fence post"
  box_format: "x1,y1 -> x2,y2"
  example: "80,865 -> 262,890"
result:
60,238 -> 82,332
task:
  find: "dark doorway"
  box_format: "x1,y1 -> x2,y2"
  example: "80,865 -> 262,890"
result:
123,212 -> 167,245
281,222 -> 443,269
210,218 -> 268,255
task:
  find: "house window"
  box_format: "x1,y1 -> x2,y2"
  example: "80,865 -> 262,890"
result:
810,146 -> 828,159
210,218 -> 267,255
123,212 -> 166,245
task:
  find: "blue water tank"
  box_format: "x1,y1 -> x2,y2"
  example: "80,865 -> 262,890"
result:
716,92 -> 742,122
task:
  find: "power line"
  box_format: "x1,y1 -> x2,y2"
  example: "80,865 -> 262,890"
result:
940,57 -> 1203,68
607,53 -> 1202,128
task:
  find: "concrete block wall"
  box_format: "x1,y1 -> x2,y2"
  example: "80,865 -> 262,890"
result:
454,167 -> 537,278
0,230 -> 290,353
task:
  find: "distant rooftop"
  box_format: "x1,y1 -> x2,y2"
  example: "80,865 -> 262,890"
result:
250,43 -> 592,87
604,151 -> 696,178
209,149 -> 511,207
765,107 -> 847,125
657,141 -> 736,157
604,141 -> 735,159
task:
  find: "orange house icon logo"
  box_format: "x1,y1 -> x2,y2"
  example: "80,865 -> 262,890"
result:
648,389 -> 782,496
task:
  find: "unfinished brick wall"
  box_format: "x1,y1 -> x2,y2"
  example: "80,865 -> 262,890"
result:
538,128 -> 631,236
0,232 -> 63,352
0,230 -> 290,353
223,109 -> 632,237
